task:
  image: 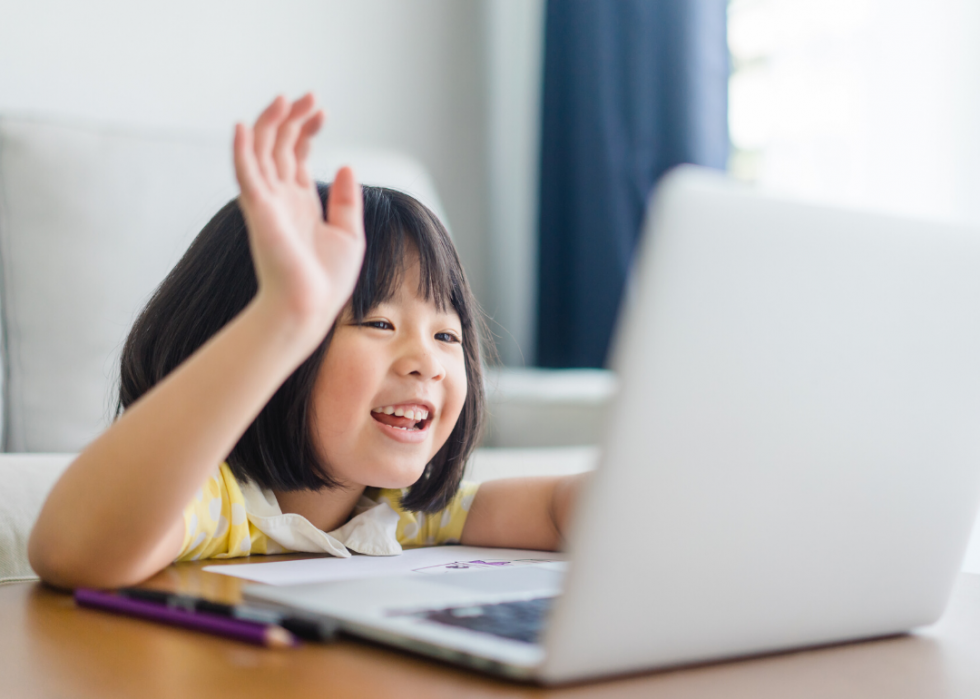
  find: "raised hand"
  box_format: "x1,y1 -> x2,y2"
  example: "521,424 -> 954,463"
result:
233,94 -> 365,350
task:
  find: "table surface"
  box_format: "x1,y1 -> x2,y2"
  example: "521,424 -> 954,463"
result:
2,556 -> 979,699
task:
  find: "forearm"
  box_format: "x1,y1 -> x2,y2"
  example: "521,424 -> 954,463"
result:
460,473 -> 588,552
29,295 -> 321,589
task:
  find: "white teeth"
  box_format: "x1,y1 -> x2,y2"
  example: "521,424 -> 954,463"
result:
372,405 -> 431,420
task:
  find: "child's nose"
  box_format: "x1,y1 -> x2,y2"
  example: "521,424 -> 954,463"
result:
395,341 -> 445,381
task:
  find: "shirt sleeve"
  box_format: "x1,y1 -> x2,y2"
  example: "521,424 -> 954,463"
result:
377,481 -> 481,548
176,463 -> 273,561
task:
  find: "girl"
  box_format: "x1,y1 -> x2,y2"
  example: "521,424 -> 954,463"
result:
28,94 -> 585,590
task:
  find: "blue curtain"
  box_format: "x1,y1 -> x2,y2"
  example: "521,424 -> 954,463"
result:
536,0 -> 729,368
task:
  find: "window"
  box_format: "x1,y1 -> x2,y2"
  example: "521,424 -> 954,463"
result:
728,0 -> 980,224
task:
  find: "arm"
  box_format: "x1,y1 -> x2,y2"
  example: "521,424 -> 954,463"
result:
459,473 -> 588,551
28,95 -> 365,590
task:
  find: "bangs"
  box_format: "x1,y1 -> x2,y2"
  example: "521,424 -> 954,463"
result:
347,187 -> 461,321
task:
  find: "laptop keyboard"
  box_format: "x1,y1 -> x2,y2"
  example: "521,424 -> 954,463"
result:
415,596 -> 555,644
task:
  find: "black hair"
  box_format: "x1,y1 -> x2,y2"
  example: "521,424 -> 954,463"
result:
118,183 -> 489,513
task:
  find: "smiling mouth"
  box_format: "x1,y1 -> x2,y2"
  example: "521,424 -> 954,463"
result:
370,406 -> 432,432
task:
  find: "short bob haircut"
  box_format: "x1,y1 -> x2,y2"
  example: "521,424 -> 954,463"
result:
118,184 -> 489,513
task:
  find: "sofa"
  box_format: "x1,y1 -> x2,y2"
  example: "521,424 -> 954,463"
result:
0,115 -> 607,584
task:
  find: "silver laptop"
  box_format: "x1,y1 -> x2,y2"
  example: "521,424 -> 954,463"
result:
245,167 -> 980,684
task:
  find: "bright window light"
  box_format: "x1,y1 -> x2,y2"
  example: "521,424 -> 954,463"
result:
727,0 -> 980,225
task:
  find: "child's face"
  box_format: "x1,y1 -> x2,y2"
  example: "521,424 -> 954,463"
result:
310,254 -> 467,490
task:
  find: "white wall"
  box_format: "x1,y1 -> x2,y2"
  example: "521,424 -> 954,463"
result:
0,0 -> 491,304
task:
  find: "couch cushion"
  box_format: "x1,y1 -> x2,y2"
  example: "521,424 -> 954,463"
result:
0,454 -> 73,583
0,116 -> 446,452
465,445 -> 598,482
0,119 -> 237,452
482,368 -> 617,447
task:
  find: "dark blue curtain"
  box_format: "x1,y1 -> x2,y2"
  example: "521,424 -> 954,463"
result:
536,0 -> 729,368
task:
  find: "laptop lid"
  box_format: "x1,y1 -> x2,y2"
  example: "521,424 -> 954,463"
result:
538,167 -> 980,682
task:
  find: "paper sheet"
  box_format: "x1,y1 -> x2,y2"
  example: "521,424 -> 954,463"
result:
203,546 -> 566,586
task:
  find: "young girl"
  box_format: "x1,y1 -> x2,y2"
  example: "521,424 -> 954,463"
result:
28,94 -> 585,590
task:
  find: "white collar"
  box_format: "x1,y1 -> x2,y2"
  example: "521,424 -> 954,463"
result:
238,480 -> 404,557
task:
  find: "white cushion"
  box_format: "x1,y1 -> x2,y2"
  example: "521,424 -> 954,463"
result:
0,116 -> 446,453
465,446 -> 598,482
482,368 -> 617,447
0,454 -> 73,583
0,118 -> 236,452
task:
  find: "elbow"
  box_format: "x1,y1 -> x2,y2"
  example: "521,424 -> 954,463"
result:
28,529 -> 86,590
28,526 -> 148,591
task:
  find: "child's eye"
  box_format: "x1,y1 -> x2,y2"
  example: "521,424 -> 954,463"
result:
436,331 -> 461,344
361,320 -> 394,331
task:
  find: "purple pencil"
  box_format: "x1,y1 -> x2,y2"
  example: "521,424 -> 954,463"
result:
74,588 -> 297,648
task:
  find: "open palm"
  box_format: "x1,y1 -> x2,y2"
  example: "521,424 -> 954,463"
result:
233,94 -> 365,348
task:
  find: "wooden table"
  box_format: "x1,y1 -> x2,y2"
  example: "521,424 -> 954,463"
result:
2,556 -> 979,698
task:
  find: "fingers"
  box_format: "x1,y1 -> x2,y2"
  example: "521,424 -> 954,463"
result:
327,166 -> 364,239
273,94 -> 318,183
295,109 -> 326,189
252,96 -> 288,186
233,123 -> 265,200
241,93 -> 325,195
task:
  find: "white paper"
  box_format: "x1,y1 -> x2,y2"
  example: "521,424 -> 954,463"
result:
203,546 -> 566,586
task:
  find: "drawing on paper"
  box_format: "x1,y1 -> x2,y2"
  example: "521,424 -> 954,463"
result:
412,559 -> 558,575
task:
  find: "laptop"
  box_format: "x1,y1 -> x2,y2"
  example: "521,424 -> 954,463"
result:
245,166 -> 980,684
